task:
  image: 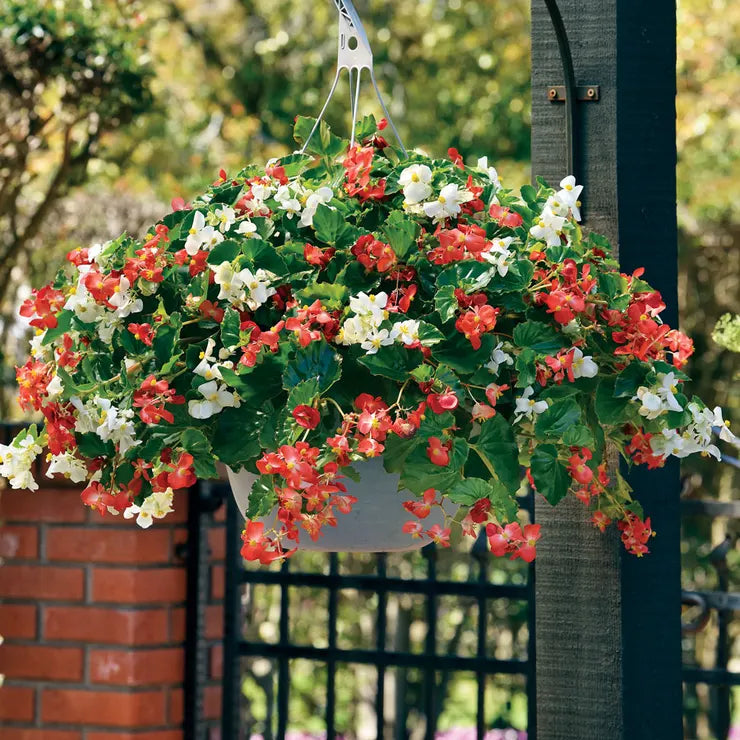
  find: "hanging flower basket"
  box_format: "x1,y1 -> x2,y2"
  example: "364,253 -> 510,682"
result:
2,115 -> 736,562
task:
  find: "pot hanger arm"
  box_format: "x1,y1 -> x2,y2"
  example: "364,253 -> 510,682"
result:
299,0 -> 407,157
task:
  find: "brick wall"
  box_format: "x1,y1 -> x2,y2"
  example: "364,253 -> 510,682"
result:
0,484 -> 227,740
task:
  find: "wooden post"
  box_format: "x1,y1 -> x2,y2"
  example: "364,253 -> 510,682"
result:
531,2 -> 682,738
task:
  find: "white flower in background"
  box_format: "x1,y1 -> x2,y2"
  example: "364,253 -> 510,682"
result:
244,269 -> 277,310
275,185 -> 302,219
709,406 -> 738,445
65,280 -> 104,324
96,315 -> 122,344
0,433 -> 43,491
485,342 -> 514,374
513,387 -> 549,423
251,182 -> 274,201
194,338 -> 223,381
480,237 -> 515,277
214,206 -> 236,233
423,183 -> 473,222
211,262 -> 248,304
107,277 -> 143,318
360,328 -> 393,354
184,211 -> 225,255
124,488 -> 175,529
390,319 -> 421,346
634,387 -> 663,420
399,164 -> 433,205
529,205 -> 567,247
476,156 -> 502,190
299,186 -> 333,228
45,374 -> 64,401
236,219 -> 258,235
188,380 -> 239,419
46,452 -> 88,483
571,348 -> 599,378
336,316 -> 367,346
562,319 -> 582,337
556,176 -> 584,221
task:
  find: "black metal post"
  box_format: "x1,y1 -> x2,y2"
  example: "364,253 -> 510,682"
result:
222,489 -> 242,740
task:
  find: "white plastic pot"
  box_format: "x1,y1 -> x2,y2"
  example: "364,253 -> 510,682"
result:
227,457 -> 444,552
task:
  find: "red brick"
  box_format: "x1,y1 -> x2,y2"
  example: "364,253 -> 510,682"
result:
91,567 -> 186,604
210,564 -> 225,599
44,606 -> 169,645
89,647 -> 183,686
0,604 -> 37,639
87,733 -> 182,740
42,688 -> 166,727
204,685 -> 221,719
168,687 -> 183,724
170,606 -> 186,642
0,488 -> 86,523
0,685 -> 35,721
0,524 -> 39,559
2,731 -> 81,740
0,644 -> 83,681
0,564 -> 84,600
205,605 -> 223,640
47,527 -> 171,564
208,528 -> 226,561
210,644 -> 223,678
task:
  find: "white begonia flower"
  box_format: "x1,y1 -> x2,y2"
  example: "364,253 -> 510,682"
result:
46,452 -> 88,483
251,182 -> 273,201
299,186 -> 334,228
634,387 -> 664,420
188,380 -> 239,420
124,488 -> 175,529
91,397 -> 139,455
710,406 -> 738,445
361,328 -> 393,355
514,386 -> 549,423
244,268 -> 277,310
349,291 -> 388,323
399,164 -> 433,205
237,219 -> 258,235
107,277 -> 143,318
45,374 -> 64,400
391,319 -> 421,346
274,185 -> 302,218
97,315 -> 122,344
571,348 -> 599,379
0,434 -> 43,491
557,176 -> 584,221
485,342 -> 514,374
561,320 -> 582,337
480,237 -> 515,277
184,211 -> 225,256
655,372 -> 684,414
529,205 -> 567,247
65,279 -> 104,324
194,338 -> 223,381
476,156 -> 502,190
214,206 -> 236,233
212,262 -> 247,303
423,183 -> 473,222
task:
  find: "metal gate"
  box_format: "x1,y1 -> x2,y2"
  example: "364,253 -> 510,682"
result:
184,480 -> 536,740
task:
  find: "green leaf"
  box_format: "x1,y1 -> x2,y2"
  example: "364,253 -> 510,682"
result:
595,378 -> 634,425
534,398 -> 582,438
287,378 -> 320,409
294,282 -> 349,309
448,477 -> 517,521
358,345 -> 422,382
486,259 -> 534,293
383,211 -> 419,260
400,438 -> 469,495
382,412 -> 456,474
77,433 -> 114,459
293,116 -> 345,157
410,364 -> 434,383
514,348 -> 537,387
283,340 -> 342,392
212,405 -> 264,469
530,444 -> 570,505
246,475 -> 278,518
614,362 -> 649,397
153,313 -> 182,367
417,321 -> 445,346
432,332 -> 495,375
561,424 -> 596,448
520,184 -> 538,208
513,320 -> 564,353
312,203 -> 347,246
437,260 -> 490,289
220,308 -> 240,349
474,415 -> 521,493
434,285 -> 458,323
241,238 -> 287,276
180,428 -> 218,478
206,239 -> 241,265
42,310 -> 73,345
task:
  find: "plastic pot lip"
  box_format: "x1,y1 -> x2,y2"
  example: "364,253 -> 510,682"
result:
226,457 -> 447,553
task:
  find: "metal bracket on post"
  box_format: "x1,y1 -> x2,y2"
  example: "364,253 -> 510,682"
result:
547,84 -> 600,102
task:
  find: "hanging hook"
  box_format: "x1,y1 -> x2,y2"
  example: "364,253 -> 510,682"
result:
299,0 -> 407,156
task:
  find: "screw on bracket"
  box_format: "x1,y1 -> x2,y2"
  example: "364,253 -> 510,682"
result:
547,85 -> 600,102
